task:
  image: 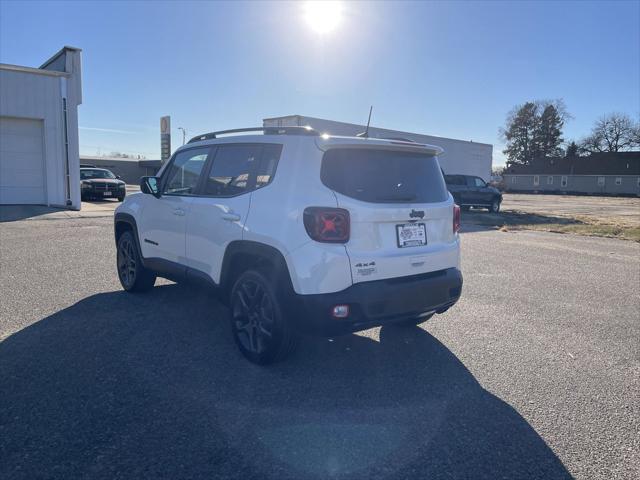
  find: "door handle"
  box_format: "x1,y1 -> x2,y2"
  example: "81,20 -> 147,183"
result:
173,208 -> 185,216
221,213 -> 241,222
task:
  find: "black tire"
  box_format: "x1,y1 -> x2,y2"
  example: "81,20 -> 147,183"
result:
393,313 -> 435,327
230,269 -> 298,365
116,230 -> 156,292
117,195 -> 125,202
489,198 -> 501,213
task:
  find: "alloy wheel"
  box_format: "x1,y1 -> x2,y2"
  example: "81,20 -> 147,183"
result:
232,280 -> 275,354
117,238 -> 137,288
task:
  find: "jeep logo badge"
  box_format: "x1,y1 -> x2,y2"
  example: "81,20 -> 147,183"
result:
409,209 -> 425,219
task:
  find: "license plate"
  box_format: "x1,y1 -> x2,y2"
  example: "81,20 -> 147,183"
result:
396,223 -> 427,248
103,191 -> 112,196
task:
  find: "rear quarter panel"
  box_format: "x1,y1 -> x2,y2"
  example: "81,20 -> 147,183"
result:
242,138 -> 353,295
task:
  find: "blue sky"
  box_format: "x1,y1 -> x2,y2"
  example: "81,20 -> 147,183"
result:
1,0 -> 638,165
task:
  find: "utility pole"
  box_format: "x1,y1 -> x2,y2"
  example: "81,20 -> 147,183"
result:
178,127 -> 187,146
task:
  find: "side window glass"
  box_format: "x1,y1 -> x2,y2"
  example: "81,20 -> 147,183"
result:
205,145 -> 261,196
256,144 -> 282,189
466,176 -> 475,187
475,177 -> 486,187
163,148 -> 209,195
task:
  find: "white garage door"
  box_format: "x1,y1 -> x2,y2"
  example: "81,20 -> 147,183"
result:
0,117 -> 46,204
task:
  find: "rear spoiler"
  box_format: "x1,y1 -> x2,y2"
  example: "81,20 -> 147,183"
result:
314,135 -> 444,156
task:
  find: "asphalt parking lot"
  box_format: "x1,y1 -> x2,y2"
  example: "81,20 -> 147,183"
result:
1,214 -> 639,479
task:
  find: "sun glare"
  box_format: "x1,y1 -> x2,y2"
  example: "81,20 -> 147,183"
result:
304,1 -> 344,35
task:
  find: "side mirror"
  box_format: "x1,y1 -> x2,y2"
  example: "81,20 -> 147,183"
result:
116,175 -> 122,179
140,176 -> 161,198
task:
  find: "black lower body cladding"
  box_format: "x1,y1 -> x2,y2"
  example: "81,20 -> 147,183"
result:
290,268 -> 463,336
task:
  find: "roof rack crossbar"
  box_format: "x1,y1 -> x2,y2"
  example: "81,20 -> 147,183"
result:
187,126 -> 318,144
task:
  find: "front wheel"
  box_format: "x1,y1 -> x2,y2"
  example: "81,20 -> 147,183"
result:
230,270 -> 297,364
117,195 -> 125,202
117,231 -> 156,292
489,198 -> 501,213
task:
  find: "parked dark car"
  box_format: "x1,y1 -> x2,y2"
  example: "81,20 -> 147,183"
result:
445,174 -> 502,213
80,168 -> 126,201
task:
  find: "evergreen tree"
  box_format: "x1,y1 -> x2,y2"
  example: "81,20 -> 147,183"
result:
501,99 -> 569,165
501,102 -> 539,165
565,141 -> 579,157
536,104 -> 564,157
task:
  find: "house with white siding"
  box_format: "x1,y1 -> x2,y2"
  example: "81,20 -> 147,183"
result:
502,152 -> 640,196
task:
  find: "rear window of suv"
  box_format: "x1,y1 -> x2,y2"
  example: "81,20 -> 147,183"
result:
321,148 -> 448,203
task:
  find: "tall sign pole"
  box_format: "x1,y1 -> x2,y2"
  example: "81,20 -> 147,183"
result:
160,116 -> 171,163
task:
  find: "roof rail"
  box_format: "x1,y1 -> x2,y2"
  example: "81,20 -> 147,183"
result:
187,126 -> 318,144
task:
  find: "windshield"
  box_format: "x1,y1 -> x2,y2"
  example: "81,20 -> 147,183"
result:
81,169 -> 116,180
321,148 -> 449,203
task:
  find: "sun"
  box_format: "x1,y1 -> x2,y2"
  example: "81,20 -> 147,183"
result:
304,1 -> 344,35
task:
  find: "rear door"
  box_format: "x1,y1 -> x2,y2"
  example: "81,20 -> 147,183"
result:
320,147 -> 458,284
464,176 -> 482,204
185,144 -> 281,283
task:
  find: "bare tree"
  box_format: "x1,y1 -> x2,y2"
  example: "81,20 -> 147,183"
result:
579,113 -> 640,153
105,151 -> 146,159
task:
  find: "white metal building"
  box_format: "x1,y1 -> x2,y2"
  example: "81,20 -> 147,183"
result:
0,46 -> 82,209
263,115 -> 493,181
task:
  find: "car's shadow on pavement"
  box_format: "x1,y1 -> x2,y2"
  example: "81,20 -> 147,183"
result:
0,284 -> 572,480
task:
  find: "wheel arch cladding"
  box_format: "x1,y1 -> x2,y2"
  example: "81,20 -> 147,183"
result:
114,213 -> 139,248
220,240 -> 294,297
115,219 -> 133,243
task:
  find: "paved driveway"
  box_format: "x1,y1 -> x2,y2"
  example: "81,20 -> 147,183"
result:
1,217 -> 638,479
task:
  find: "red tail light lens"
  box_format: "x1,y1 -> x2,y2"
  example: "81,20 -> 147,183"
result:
453,204 -> 461,234
303,207 -> 350,243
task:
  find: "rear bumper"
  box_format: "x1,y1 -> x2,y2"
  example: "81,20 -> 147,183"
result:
289,268 -> 462,336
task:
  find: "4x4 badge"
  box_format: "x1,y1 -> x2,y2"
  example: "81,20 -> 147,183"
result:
409,209 -> 425,219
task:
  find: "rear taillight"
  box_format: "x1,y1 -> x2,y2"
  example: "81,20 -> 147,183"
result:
453,204 -> 461,234
303,207 -> 350,243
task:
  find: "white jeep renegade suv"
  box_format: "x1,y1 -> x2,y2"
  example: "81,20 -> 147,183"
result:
114,126 -> 463,364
